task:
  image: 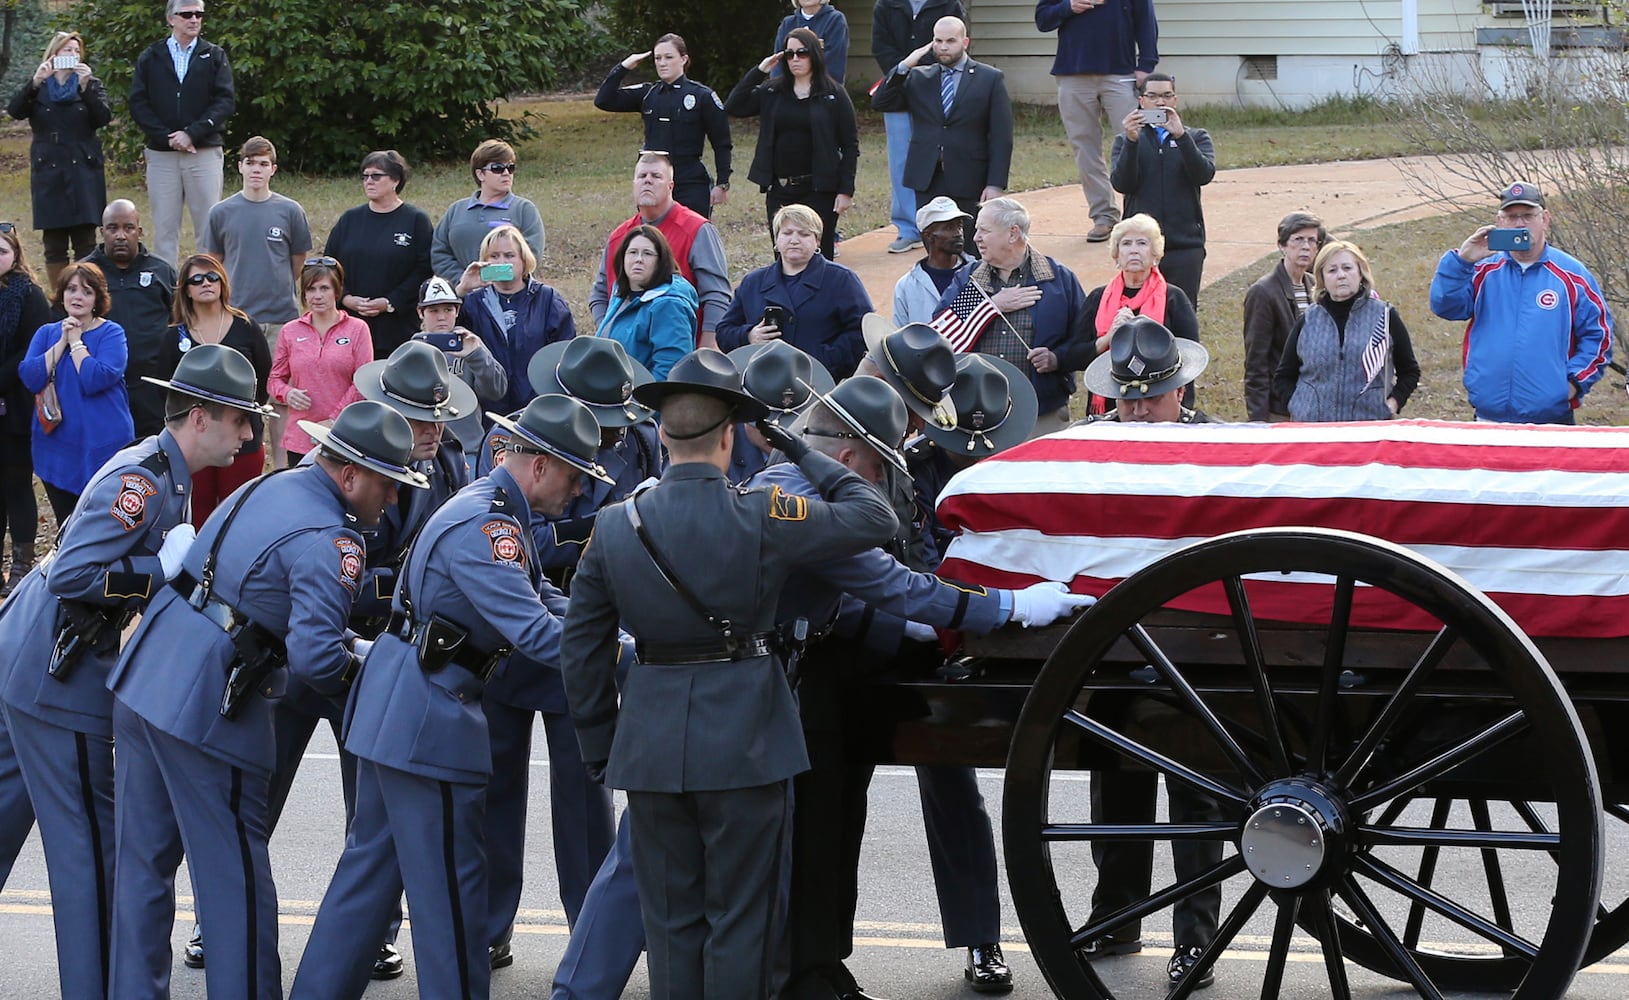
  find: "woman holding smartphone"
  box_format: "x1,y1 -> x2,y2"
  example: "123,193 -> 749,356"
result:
457,225 -> 575,416
594,225 -> 696,381
6,32 -> 110,287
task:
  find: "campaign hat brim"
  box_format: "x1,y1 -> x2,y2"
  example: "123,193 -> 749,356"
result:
1081,337 -> 1210,400
486,410 -> 616,486
298,421 -> 430,489
353,359 -> 479,423
525,339 -> 655,428
801,378 -> 908,474
921,354 -> 1039,455
727,341 -> 835,430
141,374 -> 276,416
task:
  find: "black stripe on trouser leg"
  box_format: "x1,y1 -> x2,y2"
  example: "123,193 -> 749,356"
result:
231,767 -> 258,999
441,780 -> 472,998
74,732 -> 111,994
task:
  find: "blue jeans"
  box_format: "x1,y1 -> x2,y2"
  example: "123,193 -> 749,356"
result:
885,111 -> 918,241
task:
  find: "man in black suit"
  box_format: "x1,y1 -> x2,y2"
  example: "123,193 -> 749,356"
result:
873,16 -> 1013,254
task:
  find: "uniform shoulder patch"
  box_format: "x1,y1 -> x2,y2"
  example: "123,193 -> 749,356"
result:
711,91 -> 725,110
335,537 -> 365,593
487,429 -> 509,465
482,519 -> 527,568
768,484 -> 808,522
110,473 -> 159,531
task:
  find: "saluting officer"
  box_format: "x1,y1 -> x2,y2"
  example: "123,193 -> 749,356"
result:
294,394 -> 616,1000
0,344 -> 265,999
483,337 -> 661,971
595,34 -> 733,219
107,400 -> 427,999
749,376 -> 1091,1000
727,338 -> 834,483
561,349 -> 898,999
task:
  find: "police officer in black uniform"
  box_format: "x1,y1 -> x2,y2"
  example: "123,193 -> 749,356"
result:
595,33 -> 733,219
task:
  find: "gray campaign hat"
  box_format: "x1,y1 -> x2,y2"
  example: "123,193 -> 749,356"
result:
488,394 -> 615,485
922,354 -> 1037,456
143,343 -> 275,416
354,341 -> 478,423
526,337 -> 655,428
300,400 -> 430,489
807,376 -> 910,473
728,340 -> 834,430
862,313 -> 958,430
1082,317 -> 1209,400
633,349 -> 769,423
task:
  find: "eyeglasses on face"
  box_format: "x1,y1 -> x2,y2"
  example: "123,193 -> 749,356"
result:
174,10 -> 204,19
186,271 -> 223,286
483,163 -> 518,174
784,48 -> 811,59
360,171 -> 392,182
303,255 -> 340,269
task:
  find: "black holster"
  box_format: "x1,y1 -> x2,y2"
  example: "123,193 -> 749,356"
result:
48,600 -> 132,682
779,617 -> 811,689
409,614 -> 509,683
219,620 -> 288,720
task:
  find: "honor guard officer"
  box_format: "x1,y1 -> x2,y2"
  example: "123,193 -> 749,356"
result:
294,394 -> 616,1000
595,34 -> 734,218
726,339 -> 834,483
748,376 -> 1091,1000
483,337 -> 660,971
106,400 -> 426,999
0,344 -> 263,999
560,349 -> 897,1000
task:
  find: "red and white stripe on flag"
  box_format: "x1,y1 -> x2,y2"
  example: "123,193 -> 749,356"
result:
929,281 -> 999,353
936,420 -> 1629,638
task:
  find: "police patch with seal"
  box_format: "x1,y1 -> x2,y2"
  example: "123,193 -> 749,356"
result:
335,537 -> 365,592
111,473 -> 159,530
768,484 -> 807,522
483,520 -> 527,567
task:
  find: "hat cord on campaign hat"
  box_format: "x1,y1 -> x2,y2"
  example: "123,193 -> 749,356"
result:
1116,358 -> 1183,397
961,400 -> 1013,452
382,373 -> 456,418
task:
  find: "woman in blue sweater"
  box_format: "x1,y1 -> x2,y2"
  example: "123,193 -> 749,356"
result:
19,261 -> 133,524
595,225 -> 697,381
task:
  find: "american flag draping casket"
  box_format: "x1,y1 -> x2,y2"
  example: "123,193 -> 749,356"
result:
934,420 -> 1629,639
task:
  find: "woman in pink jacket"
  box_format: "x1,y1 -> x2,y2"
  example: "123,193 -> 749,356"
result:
268,256 -> 371,465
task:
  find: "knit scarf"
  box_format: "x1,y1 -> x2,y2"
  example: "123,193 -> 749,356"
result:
0,274 -> 32,352
45,73 -> 81,104
1094,266 -> 1169,336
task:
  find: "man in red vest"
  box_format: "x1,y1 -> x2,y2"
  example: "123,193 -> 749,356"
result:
589,151 -> 732,349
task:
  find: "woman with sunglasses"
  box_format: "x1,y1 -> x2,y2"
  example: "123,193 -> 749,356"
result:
165,253 -> 271,521
430,139 -> 546,284
6,31 -> 111,288
267,257 -> 370,466
0,224 -> 51,595
726,26 -> 858,262
19,262 -> 133,525
325,150 -> 433,358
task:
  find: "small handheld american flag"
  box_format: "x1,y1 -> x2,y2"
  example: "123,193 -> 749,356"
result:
930,280 -> 1001,353
1359,298 -> 1390,392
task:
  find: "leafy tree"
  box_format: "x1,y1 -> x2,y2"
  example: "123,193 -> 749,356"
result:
604,0 -> 785,90
60,0 -> 585,172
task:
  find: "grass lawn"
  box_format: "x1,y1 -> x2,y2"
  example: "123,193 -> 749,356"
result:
1,92 -> 1621,429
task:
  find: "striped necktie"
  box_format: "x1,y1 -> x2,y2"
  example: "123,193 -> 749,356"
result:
940,66 -> 958,118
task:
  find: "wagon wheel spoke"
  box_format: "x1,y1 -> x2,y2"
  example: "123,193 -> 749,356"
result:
1404,796 -> 1453,946
1331,625 -> 1459,789
1306,889 -> 1352,1000
1304,575 -> 1357,776
1606,801 -> 1629,825
1349,711 -> 1530,812
1337,875 -> 1446,1000
1123,622 -> 1270,788
1168,881 -> 1269,1000
1069,855 -> 1246,949
1362,826 -> 1559,850
1371,793 -> 1414,828
1224,574 -> 1294,777
1353,854 -> 1540,959
1469,798 -> 1518,940
1260,893 -> 1301,1000
1509,800 -> 1608,921
1062,709 -> 1251,806
1041,822 -> 1237,843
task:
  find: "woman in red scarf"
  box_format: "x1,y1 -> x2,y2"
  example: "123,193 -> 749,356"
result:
1083,213 -> 1200,409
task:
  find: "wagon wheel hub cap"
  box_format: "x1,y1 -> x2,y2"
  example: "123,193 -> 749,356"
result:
1241,779 -> 1349,890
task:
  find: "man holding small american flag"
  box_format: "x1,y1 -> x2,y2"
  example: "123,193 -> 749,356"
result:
931,196 -> 1093,436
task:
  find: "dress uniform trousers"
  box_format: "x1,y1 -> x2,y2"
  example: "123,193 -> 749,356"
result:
0,711 -> 36,889
550,811 -> 644,1000
111,701 -> 280,1000
1089,768 -> 1222,945
671,157 -> 715,221
915,765 -> 1001,947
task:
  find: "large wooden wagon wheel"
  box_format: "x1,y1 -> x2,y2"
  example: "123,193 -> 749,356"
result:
1003,528 -> 1602,1000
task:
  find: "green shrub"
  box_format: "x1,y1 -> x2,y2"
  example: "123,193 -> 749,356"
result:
60,0 -> 587,173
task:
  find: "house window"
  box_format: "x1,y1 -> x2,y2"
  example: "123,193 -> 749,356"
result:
1243,56 -> 1278,81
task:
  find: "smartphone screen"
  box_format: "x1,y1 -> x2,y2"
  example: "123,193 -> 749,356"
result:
480,262 -> 515,283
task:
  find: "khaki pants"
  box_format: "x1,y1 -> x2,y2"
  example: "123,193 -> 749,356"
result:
1056,74 -> 1139,225
144,146 -> 225,270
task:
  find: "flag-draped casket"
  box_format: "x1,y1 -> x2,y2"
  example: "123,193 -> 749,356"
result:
935,420 -> 1629,639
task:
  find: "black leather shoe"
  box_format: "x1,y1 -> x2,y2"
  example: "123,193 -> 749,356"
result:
371,942 -> 404,980
838,990 -> 889,1000
964,942 -> 1013,993
1167,945 -> 1215,991
182,925 -> 204,969
1079,934 -> 1141,960
489,941 -> 514,970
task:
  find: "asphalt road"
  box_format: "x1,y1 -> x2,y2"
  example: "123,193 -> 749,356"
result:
3,725 -> 1627,999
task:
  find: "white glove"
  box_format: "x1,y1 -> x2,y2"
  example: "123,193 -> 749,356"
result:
903,620 -> 938,643
1009,582 -> 1097,629
157,524 -> 197,581
351,638 -> 375,662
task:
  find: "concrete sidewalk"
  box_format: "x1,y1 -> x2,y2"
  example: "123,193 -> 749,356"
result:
840,153 -> 1484,313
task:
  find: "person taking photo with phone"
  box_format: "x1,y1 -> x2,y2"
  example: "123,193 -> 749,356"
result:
1110,72 -> 1214,308
1429,180 -> 1613,424
457,224 -> 574,416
